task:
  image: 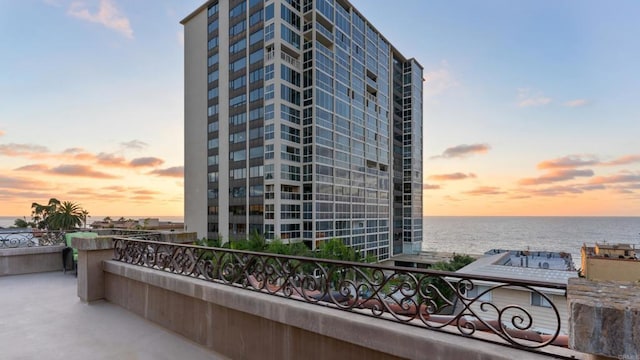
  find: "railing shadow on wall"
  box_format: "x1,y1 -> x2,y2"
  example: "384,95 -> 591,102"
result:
112,238 -> 569,356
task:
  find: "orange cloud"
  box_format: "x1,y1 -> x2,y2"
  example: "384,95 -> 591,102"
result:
519,184 -> 605,197
423,184 -> 441,190
0,189 -> 54,201
602,155 -> 640,166
62,147 -> 84,154
96,152 -> 127,167
0,143 -> 49,158
65,186 -> 162,201
131,195 -> 154,201
149,166 -> 184,178
132,189 -> 159,195
103,185 -> 128,192
0,175 -> 50,190
17,163 -> 119,179
464,186 -> 506,196
537,154 -> 640,170
429,172 -> 476,181
0,130 -> 5,137
589,173 -> 640,185
130,157 -> 164,167
14,164 -> 49,172
1,143 -> 171,171
518,169 -> 594,185
537,155 -> 599,169
432,143 -> 491,159
51,164 -> 118,178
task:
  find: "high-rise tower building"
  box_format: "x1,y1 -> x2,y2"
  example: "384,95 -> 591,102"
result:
183,0 -> 423,261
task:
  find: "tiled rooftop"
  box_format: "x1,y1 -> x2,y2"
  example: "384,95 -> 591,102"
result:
0,272 -> 226,360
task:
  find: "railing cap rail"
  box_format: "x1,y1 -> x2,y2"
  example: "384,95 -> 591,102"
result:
111,237 -> 567,290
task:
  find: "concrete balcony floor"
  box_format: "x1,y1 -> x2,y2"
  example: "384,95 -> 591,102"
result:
0,271 -> 226,360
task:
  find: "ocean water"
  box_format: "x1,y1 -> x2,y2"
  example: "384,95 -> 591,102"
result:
422,216 -> 640,265
2,215 -> 637,264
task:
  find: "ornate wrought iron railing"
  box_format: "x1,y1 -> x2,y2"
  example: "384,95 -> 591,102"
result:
112,238 -> 568,353
0,230 -> 66,248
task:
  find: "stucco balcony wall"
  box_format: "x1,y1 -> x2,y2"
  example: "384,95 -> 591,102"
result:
102,260 -> 574,360
0,245 -> 65,276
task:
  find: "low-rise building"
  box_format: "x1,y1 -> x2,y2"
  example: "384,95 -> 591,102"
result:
580,243 -> 640,281
454,249 -> 577,335
90,218 -> 184,231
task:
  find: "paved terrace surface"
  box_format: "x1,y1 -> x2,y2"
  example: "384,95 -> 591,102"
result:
0,272 -> 226,360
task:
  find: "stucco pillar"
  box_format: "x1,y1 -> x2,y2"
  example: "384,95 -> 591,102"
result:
568,278 -> 640,360
72,236 -> 114,303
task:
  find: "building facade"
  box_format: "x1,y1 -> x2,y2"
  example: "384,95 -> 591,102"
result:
183,0 -> 423,261
581,243 -> 640,281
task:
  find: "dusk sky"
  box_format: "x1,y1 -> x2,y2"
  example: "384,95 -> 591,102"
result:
1,0 -> 639,217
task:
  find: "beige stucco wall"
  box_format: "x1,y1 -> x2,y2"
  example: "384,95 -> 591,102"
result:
183,7 -> 208,240
102,261 -> 579,360
584,258 -> 640,281
0,245 -> 65,276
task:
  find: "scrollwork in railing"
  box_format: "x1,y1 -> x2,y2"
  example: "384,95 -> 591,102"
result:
112,238 -> 567,352
0,230 -> 66,248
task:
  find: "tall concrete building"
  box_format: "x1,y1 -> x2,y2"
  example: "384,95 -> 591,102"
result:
183,0 -> 423,261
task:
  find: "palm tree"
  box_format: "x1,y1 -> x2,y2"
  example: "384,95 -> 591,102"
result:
48,201 -> 84,230
31,198 -> 61,229
13,218 -> 34,228
81,209 -> 90,229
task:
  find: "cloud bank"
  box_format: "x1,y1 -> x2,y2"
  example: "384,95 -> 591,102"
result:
433,144 -> 491,159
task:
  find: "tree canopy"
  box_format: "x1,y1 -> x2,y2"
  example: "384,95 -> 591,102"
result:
28,198 -> 89,230
197,234 -> 370,263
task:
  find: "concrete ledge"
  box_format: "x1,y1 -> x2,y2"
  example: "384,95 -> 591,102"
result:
103,261 -> 574,360
568,278 -> 640,359
0,245 -> 65,276
0,245 -> 65,257
71,236 -> 114,250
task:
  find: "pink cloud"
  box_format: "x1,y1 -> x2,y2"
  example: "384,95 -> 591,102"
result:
518,169 -> 594,185
68,0 -> 134,39
14,164 -> 50,172
432,144 -> 491,159
589,173 -> 640,185
0,143 -> 49,158
602,155 -> 640,166
429,172 -> 476,181
537,155 -> 599,169
564,99 -> 590,107
50,164 -> 118,179
149,166 -> 184,178
464,186 -> 506,196
129,157 -> 164,167
0,175 -> 49,190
